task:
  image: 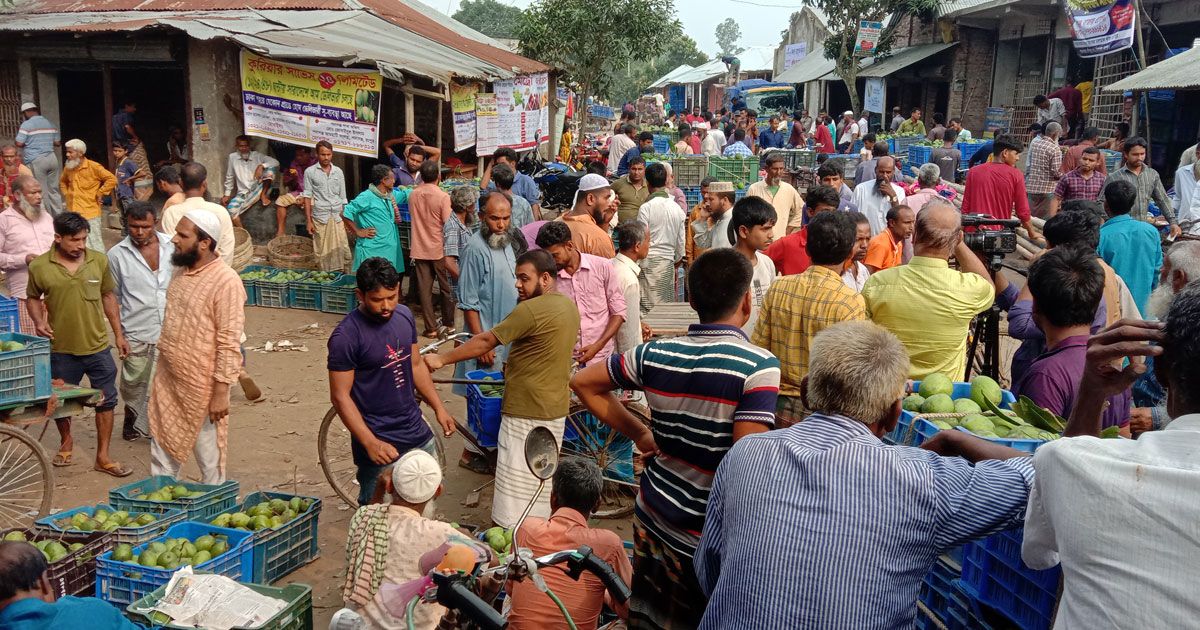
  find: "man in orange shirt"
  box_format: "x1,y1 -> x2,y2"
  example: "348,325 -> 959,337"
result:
864,205 -> 914,273
560,173 -> 616,258
507,456 -> 633,629
408,160 -> 454,337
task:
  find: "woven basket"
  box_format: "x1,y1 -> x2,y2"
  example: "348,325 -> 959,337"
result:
231,227 -> 253,272
267,235 -> 317,270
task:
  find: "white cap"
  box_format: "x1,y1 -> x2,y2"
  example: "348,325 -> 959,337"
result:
843,110 -> 855,117
391,450 -> 442,503
19,102 -> 37,113
572,173 -> 611,208
183,209 -> 222,243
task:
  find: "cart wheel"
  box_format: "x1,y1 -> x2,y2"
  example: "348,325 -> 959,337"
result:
563,401 -> 650,519
0,424 -> 53,529
318,406 -> 447,509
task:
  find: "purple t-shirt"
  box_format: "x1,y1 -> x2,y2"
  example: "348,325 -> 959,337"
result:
327,306 -> 431,465
1013,335 -> 1131,429
522,220 -> 549,251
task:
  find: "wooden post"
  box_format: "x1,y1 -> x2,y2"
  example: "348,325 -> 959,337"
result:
102,64 -> 114,170
436,97 -> 443,161
404,91 -> 415,134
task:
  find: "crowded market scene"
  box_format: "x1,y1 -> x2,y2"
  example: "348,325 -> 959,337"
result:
0,0 -> 1198,627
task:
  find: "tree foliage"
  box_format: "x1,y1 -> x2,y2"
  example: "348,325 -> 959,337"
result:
607,33 -> 708,105
805,0 -> 940,112
452,0 -> 524,40
518,0 -> 680,114
714,18 -> 744,57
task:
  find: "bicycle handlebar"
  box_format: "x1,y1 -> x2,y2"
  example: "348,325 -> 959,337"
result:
431,572 -> 507,630
537,545 -> 631,604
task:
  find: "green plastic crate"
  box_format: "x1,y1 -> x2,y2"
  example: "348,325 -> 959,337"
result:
319,275 -> 359,314
707,157 -> 759,188
210,491 -> 321,583
126,578 -> 312,630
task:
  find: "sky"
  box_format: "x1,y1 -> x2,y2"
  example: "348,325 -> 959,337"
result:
441,0 -> 802,58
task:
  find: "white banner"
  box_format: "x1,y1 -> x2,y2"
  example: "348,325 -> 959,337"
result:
784,43 -> 808,69
476,93 -> 499,157
864,78 -> 885,113
494,73 -> 549,150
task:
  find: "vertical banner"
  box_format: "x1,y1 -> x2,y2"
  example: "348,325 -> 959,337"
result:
1063,0 -> 1136,59
450,81 -> 481,152
854,21 -> 883,56
494,73 -> 550,150
476,93 -> 499,157
864,78 -> 885,113
783,43 -> 808,69
239,50 -> 381,157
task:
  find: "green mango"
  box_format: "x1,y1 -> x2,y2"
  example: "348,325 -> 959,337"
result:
211,514 -> 232,528
251,515 -> 272,531
192,550 -> 212,565
171,485 -> 190,499
136,513 -> 156,526
194,535 -> 215,552
157,551 -> 179,568
138,550 -> 160,567
147,541 -> 167,554
230,512 -> 251,528
268,498 -> 288,514
209,540 -> 228,556
2,531 -> 25,542
179,542 -> 197,558
289,497 -> 302,513
113,543 -> 133,562
93,509 -> 109,523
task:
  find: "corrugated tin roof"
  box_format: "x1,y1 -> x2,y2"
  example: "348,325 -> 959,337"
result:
938,0 -> 1018,17
774,51 -> 836,84
858,42 -> 957,78
668,46 -> 777,85
24,0 -> 344,11
1105,46 -> 1200,91
648,64 -> 696,89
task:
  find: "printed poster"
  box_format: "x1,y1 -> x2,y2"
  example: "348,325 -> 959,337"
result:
784,43 -> 808,69
239,50 -> 381,157
494,73 -> 550,150
476,93 -> 499,157
451,81 -> 481,152
1063,0 -> 1136,59
864,78 -> 885,113
855,21 -> 883,55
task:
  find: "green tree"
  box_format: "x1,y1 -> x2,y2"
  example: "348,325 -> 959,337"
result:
518,0 -> 680,117
714,18 -> 744,57
804,0 -> 940,112
607,33 -> 708,105
452,0 -> 524,40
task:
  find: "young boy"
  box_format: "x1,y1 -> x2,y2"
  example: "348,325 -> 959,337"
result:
112,142 -> 142,208
859,134 -> 876,162
729,196 -> 777,335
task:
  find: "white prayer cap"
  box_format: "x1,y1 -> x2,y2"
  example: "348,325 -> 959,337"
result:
19,102 -> 37,113
183,209 -> 222,243
578,173 -> 611,192
391,450 -> 442,503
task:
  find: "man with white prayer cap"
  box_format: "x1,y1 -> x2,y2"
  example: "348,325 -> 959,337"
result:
147,207 -> 246,483
560,173 -> 617,257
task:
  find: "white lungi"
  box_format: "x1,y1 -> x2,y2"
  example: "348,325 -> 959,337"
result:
492,414 -> 565,527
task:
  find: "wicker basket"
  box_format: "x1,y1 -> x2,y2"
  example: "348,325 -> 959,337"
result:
231,227 -> 254,272
267,235 -> 317,270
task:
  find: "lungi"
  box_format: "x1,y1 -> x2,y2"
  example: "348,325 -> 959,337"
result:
627,521 -> 707,630
16,299 -> 35,334
774,394 -> 809,429
639,257 -> 676,314
227,164 -> 279,219
492,414 -> 565,527
313,215 -> 351,272
120,341 -> 157,435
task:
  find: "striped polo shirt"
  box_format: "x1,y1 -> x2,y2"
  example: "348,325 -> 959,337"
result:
15,115 -> 60,162
607,324 -> 780,557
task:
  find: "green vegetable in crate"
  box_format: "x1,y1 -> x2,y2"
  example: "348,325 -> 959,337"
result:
901,394 -> 924,412
3,531 -> 26,542
968,375 -> 1003,409
194,535 -> 216,552
192,549 -> 212,564
930,420 -> 954,430
210,540 -> 228,556
136,513 -> 156,526
952,398 -> 981,414
962,414 -> 995,435
920,393 -> 954,414
0,340 -> 25,352
149,612 -> 173,625
113,543 -> 134,562
212,513 -> 233,528
918,374 -> 953,398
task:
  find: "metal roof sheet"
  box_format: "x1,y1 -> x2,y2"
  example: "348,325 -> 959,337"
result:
1105,45 -> 1200,92
774,51 -> 836,84
857,42 -> 957,78
648,64 -> 696,89
24,0 -> 345,11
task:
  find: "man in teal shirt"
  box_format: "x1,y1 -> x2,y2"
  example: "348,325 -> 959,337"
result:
1097,179 -> 1162,314
343,164 -> 410,273
0,541 -> 144,629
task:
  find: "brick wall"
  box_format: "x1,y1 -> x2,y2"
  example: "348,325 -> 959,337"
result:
948,26 -> 997,134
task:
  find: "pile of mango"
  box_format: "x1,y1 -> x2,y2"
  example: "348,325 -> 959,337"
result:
482,526 -> 512,555
210,496 -> 312,532
141,484 -> 205,502
55,507 -> 157,532
477,375 -> 503,398
111,534 -> 230,569
901,374 -> 1088,441
0,340 -> 25,352
2,531 -> 84,563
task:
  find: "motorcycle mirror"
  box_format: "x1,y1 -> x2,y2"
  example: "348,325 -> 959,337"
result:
524,426 -> 559,481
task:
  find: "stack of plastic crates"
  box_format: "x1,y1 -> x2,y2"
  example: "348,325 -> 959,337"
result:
957,142 -> 987,169
707,157 -> 758,189
681,187 -> 703,208
670,155 -> 708,188
783,149 -> 817,171
0,295 -> 18,332
652,134 -> 671,154
1101,149 -> 1122,172
892,135 -> 924,154
908,144 -> 934,166
959,528 -> 1061,630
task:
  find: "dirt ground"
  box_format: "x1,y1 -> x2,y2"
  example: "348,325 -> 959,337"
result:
39,303 -> 633,627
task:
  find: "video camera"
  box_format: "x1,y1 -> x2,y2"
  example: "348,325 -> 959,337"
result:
961,214 -> 1019,270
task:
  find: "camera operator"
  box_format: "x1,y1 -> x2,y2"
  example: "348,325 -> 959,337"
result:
961,134 -> 1039,243
862,199 -> 996,380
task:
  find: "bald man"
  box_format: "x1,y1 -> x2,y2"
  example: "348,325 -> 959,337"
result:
861,200 -> 997,380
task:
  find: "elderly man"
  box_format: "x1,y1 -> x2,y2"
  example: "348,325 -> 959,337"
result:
0,176 -> 54,333
107,200 -> 172,442
836,111 -> 859,153
1027,122 -> 1063,218
303,140 -> 350,272
853,156 -> 906,236
58,139 -> 116,251
696,321 -> 1035,629
747,153 -> 805,239
148,210 -> 246,484
862,200 -> 995,380
344,164 -> 410,273
27,212 -> 129,476
15,103 -> 63,215
0,541 -> 144,629
612,157 -> 649,223
904,164 -> 944,213
536,221 -> 626,367
1102,137 -> 1180,238
161,163 -> 235,263
220,135 -> 277,224
0,144 -> 32,208
562,173 -> 617,257
636,163 -> 685,310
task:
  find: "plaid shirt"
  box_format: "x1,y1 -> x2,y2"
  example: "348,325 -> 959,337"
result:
751,266 -> 866,397
1102,165 -> 1177,224
722,141 -> 753,157
1026,135 -> 1062,195
1054,168 -> 1105,202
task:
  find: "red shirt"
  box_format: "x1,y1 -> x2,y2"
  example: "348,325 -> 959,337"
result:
960,162 -> 1031,223
1048,85 -> 1082,119
812,125 -> 835,153
766,227 -> 810,276
687,135 -> 701,154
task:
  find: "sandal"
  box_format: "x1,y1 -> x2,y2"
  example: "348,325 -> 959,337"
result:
422,329 -> 440,339
52,451 -> 72,467
94,461 -> 134,478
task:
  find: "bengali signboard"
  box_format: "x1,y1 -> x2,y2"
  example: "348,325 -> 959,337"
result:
239,51 -> 381,157
783,43 -> 808,69
476,93 -> 499,157
450,81 -> 481,152
1064,0 -> 1136,58
855,21 -> 883,55
494,73 -> 550,150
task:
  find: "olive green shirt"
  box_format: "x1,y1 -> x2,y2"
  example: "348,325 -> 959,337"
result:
611,176 -> 649,223
27,248 -> 115,355
491,292 -> 581,420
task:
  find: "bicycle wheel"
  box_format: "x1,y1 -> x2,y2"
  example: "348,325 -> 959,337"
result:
0,424 -> 53,530
563,401 -> 650,519
318,407 -> 449,509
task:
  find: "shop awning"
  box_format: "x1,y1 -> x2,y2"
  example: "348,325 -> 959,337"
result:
858,43 -> 958,78
774,52 -> 836,84
1105,45 -> 1200,91
649,64 -> 697,89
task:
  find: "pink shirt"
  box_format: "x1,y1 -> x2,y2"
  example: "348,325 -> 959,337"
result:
0,205 -> 54,297
407,183 -> 452,261
555,253 -> 627,366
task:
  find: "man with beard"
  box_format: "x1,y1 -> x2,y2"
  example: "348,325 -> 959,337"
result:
692,181 -> 737,251
452,191 -> 519,473
59,139 -> 116,252
329,257 -> 456,504
148,211 -> 245,482
424,250 -> 580,526
27,211 -> 130,477
536,221 -> 626,367
853,156 -> 906,236
344,164 -> 409,274
161,163 -> 235,262
561,173 -> 617,257
220,135 -> 278,226
0,144 -> 32,208
0,176 -> 54,333
107,200 -> 172,442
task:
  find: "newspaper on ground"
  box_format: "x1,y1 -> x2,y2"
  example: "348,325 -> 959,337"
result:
142,567 -> 289,630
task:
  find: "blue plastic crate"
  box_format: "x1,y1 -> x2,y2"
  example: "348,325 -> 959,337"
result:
885,381 -> 1016,446
211,491 -> 321,584
397,203 -> 411,223
0,295 -> 19,333
257,277 -> 291,308
95,521 -> 254,607
0,332 -> 51,405
109,476 -> 239,521
286,272 -> 323,311
319,275 -> 359,314
1101,149 -> 1122,172
957,142 -> 987,169
35,503 -> 187,546
908,144 -> 933,166
960,529 -> 1060,630
466,369 -> 503,448
682,187 -> 702,208
652,135 -> 671,154
892,135 -> 924,153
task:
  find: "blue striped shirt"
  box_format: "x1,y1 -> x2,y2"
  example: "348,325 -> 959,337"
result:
15,115 -> 60,162
695,413 -> 1034,629
608,324 -> 780,558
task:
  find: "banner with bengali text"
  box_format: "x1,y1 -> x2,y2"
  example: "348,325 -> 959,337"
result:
240,50 -> 382,157
1063,0 -> 1135,59
451,81 -> 481,152
494,73 -> 549,150
476,93 -> 499,157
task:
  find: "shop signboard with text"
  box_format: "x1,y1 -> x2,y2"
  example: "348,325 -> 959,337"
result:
493,73 -> 549,150
1063,0 -> 1136,58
